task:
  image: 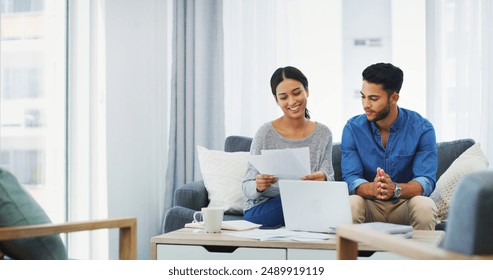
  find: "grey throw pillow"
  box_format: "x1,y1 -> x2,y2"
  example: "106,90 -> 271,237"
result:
0,168 -> 68,259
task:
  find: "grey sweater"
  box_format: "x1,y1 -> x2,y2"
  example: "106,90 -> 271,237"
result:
242,122 -> 334,212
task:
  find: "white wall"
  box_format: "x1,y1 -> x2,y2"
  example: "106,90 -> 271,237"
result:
103,0 -> 168,259
391,0 -> 426,116
342,0 -> 392,122
340,0 -> 426,128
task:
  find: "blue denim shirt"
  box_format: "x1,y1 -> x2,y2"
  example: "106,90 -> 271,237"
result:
341,107 -> 437,196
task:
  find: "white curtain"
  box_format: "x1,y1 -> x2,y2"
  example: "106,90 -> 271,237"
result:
223,0 -> 281,138
68,0 -> 109,260
426,0 -> 493,164
223,0 -> 344,139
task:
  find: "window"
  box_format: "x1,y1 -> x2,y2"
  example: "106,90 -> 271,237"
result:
1,67 -> 43,99
0,0 -> 66,223
1,0 -> 44,14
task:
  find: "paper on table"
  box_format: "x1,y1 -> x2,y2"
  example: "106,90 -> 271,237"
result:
224,228 -> 334,242
222,220 -> 262,231
247,147 -> 311,179
185,220 -> 262,231
357,222 -> 413,238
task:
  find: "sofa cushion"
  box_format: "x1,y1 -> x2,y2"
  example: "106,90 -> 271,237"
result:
224,135 -> 252,153
436,139 -> 475,180
197,146 -> 249,214
430,143 -> 489,221
0,168 -> 68,259
332,143 -> 342,181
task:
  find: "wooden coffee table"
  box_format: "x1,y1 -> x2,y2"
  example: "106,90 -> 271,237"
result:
151,227 -> 445,260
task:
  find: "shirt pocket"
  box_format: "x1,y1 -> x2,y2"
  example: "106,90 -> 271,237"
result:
389,153 -> 415,177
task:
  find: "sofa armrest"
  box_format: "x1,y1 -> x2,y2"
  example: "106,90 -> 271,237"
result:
174,180 -> 209,211
163,206 -> 197,233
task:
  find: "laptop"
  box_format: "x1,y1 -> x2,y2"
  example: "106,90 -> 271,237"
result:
278,180 -> 352,233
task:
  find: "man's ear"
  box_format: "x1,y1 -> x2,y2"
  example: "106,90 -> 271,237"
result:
392,92 -> 399,104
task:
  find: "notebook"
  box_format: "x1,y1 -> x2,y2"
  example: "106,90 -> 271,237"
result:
278,180 -> 352,233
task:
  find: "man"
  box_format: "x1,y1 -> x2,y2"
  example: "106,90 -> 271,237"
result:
341,62 -> 437,230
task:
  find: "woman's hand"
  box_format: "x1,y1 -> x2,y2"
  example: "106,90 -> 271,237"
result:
301,171 -> 326,181
255,174 -> 278,192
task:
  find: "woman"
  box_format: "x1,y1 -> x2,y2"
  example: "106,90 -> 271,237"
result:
242,66 -> 334,227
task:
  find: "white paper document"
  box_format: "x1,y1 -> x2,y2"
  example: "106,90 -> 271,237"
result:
247,147 -> 311,179
185,220 -> 262,231
224,228 -> 334,242
357,222 -> 413,238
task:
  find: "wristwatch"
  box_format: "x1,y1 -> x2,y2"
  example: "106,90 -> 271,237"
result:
393,183 -> 401,199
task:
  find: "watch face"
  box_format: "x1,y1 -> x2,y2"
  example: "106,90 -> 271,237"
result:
395,188 -> 401,197
395,185 -> 401,197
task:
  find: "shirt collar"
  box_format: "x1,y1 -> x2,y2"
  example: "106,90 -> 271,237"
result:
369,106 -> 404,133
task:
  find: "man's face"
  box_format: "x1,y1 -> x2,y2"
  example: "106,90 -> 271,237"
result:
360,81 -> 391,122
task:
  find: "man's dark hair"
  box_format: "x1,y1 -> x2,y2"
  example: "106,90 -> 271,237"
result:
362,63 -> 404,96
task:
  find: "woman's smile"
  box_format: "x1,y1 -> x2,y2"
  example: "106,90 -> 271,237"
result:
288,104 -> 301,111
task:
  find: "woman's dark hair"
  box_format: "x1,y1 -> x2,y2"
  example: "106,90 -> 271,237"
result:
270,66 -> 310,119
362,62 -> 404,96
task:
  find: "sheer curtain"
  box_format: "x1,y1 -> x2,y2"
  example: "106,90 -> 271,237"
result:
68,0 -> 108,259
426,0 -> 493,163
223,0 -> 343,140
223,0 -> 279,138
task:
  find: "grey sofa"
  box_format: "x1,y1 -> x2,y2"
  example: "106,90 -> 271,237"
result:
162,136 -> 475,233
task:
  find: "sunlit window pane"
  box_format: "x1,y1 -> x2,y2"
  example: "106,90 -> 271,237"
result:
0,0 -> 66,223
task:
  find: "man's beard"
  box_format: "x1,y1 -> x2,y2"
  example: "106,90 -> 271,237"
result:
371,99 -> 391,122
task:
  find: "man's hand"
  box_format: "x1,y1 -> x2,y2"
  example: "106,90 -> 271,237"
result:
373,167 -> 396,200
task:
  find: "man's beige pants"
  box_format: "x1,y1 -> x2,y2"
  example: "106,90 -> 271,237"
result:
349,195 -> 438,230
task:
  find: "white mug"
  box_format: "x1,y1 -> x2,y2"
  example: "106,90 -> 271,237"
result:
193,207 -> 224,233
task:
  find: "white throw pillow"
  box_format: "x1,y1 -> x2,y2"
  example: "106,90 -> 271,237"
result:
197,146 -> 249,214
430,143 -> 489,221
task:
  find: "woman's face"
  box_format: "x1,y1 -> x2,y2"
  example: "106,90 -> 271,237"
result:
275,78 -> 308,119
